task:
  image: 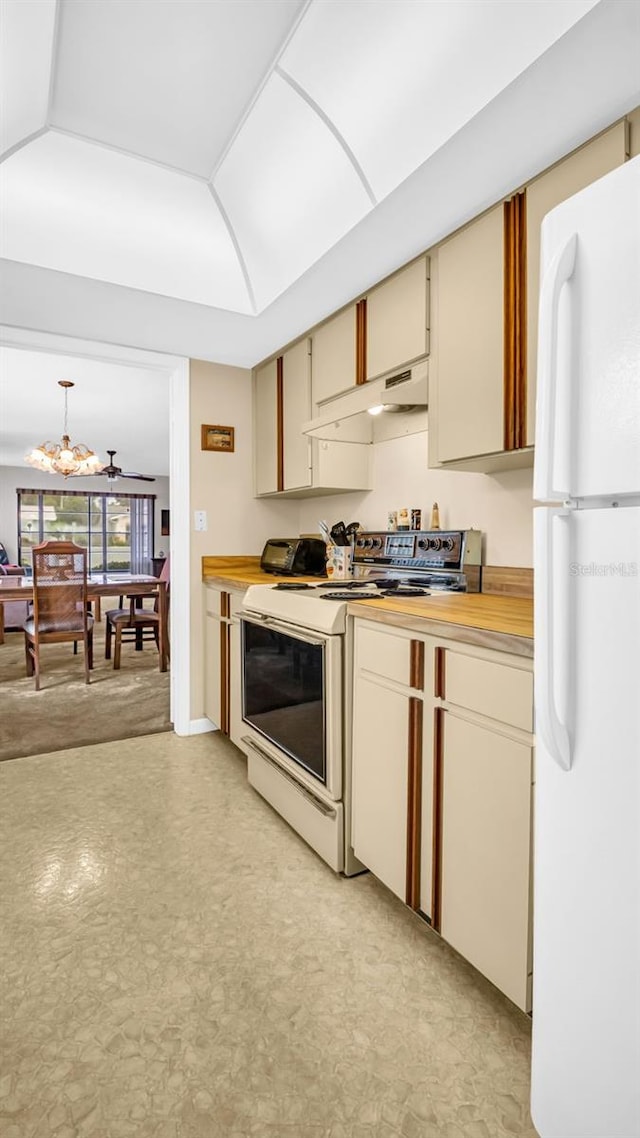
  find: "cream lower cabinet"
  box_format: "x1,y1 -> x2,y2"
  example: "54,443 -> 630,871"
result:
351,621 -> 433,916
439,713 -> 533,1011
204,585 -> 243,744
351,618 -> 534,1010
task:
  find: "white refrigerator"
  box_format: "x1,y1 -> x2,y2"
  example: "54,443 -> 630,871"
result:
531,155 -> 640,1136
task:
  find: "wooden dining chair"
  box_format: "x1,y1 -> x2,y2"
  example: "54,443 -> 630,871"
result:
24,540 -> 94,690
105,558 -> 170,670
105,588 -> 169,670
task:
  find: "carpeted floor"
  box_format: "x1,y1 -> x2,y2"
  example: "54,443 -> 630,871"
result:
0,599 -> 171,762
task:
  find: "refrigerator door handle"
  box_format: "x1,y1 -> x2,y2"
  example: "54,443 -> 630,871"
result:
533,231 -> 578,503
535,509 -> 572,771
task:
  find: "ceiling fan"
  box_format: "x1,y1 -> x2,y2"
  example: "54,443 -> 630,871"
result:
92,450 -> 156,483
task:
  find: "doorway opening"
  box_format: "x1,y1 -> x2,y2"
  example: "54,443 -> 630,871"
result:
0,326 -> 191,759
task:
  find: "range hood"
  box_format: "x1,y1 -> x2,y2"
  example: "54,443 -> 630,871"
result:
303,360 -> 428,443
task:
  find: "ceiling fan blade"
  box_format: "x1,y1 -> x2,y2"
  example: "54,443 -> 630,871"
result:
119,472 -> 156,481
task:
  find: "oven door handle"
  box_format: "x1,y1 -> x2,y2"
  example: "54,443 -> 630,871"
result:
238,610 -> 328,647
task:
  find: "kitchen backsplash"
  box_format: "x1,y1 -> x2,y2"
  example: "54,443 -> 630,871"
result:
296,430 -> 534,567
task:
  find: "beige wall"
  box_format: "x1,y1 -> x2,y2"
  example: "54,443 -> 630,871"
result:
297,430 -> 534,567
189,359 -> 298,719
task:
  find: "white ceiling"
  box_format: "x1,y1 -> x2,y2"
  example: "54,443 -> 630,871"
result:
1,0 -> 603,315
0,347 -> 170,475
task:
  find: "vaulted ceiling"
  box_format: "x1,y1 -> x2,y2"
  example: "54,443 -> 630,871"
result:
1,0 -> 637,364
1,0 -> 604,317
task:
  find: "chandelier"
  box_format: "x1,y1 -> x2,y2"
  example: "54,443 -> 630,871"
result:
25,380 -> 105,478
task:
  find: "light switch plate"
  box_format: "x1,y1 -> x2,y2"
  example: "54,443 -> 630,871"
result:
194,510 -> 207,532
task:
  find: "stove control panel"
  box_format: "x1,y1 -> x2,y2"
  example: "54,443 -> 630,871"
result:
354,530 -> 481,569
353,529 -> 483,592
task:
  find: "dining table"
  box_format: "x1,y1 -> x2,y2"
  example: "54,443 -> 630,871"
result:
0,573 -> 169,671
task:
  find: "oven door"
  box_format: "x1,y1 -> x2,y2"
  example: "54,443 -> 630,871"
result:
240,612 -> 342,801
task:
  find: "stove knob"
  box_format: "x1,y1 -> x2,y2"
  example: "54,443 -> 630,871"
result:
442,537 -> 455,552
371,537 -> 383,551
429,537 -> 442,551
355,537 -> 366,550
417,537 -> 429,551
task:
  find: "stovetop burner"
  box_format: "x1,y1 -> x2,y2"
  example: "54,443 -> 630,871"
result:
314,579 -> 370,589
318,585 -> 430,601
319,591 -> 380,601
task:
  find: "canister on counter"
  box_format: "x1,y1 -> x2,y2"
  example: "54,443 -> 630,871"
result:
397,508 -> 410,530
411,508 -> 422,530
387,510 -> 397,531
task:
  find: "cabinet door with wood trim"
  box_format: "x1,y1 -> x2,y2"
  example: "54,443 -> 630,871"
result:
351,674 -> 411,902
254,359 -> 278,495
282,339 -> 312,491
366,257 -> 430,382
525,121 -> 627,446
311,305 -> 357,405
204,591 -> 223,729
433,205 -> 506,464
439,713 -> 533,1011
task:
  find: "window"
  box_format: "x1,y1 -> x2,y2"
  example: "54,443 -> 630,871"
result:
17,489 -> 155,574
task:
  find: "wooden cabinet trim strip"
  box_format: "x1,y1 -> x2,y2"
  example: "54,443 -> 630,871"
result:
410,639 -> 425,689
432,707 -> 444,931
276,356 -> 284,492
220,591 -> 230,620
515,191 -> 527,449
356,298 -> 367,385
503,198 -> 517,452
503,192 -> 527,451
220,620 -> 229,735
406,696 -> 423,909
434,646 -> 446,698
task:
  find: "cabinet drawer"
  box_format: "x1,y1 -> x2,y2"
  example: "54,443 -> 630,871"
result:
444,651 -> 532,731
356,623 -> 423,689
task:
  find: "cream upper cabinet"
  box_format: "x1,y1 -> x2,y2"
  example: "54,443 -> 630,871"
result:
311,305 -> 357,405
432,204 -> 505,465
282,339 -> 312,492
253,340 -> 372,499
366,257 -> 430,382
525,121 -> 628,446
254,359 -> 278,495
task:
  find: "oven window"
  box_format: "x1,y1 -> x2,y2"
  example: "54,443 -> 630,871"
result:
242,621 -> 325,783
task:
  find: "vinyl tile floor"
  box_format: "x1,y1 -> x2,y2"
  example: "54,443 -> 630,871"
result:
0,732 -> 539,1138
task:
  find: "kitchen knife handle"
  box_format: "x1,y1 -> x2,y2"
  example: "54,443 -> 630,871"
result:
534,230 -> 577,503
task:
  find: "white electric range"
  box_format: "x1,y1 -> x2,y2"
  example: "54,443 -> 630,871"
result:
238,529 -> 482,873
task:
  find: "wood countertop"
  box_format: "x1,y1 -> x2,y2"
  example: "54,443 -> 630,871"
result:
202,556 -> 322,589
346,593 -> 533,658
202,557 -> 534,657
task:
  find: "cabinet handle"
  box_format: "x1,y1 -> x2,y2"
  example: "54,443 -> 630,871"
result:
434,646 -> 445,698
410,640 -> 424,689
276,356 -> 284,492
406,696 -> 423,909
431,707 -> 444,932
